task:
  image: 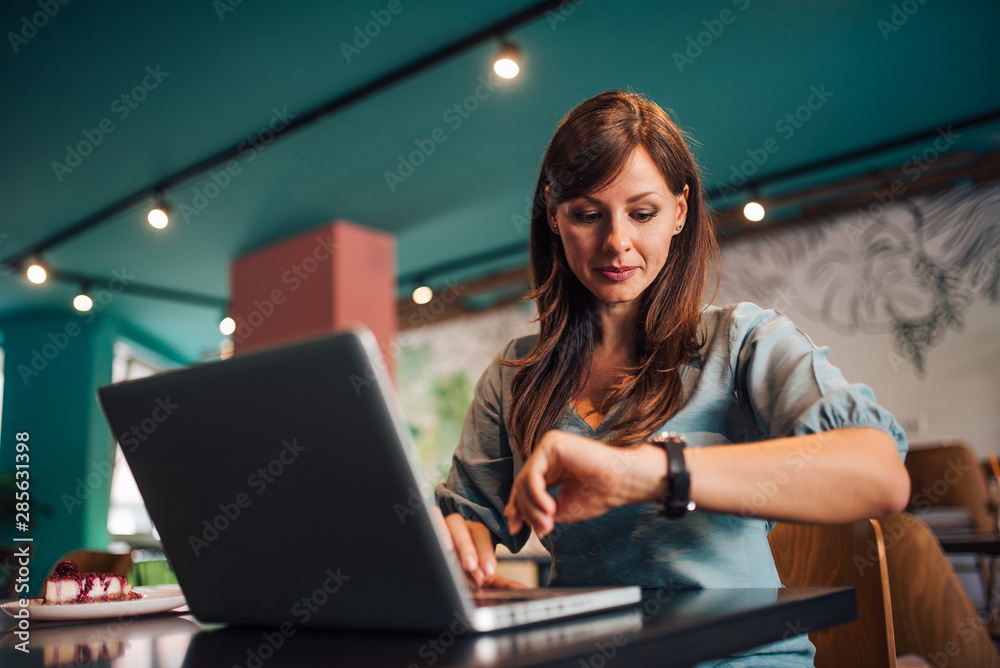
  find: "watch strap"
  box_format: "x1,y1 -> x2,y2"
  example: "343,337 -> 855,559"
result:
648,431 -> 694,518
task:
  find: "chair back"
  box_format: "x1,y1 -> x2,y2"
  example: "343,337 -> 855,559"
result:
769,519 -> 897,668
879,513 -> 1000,668
905,442 -> 995,532
46,549 -> 133,578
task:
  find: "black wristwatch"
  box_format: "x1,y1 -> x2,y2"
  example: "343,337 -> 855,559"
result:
647,431 -> 695,518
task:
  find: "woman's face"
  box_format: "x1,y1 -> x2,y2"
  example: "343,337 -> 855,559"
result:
548,147 -> 688,311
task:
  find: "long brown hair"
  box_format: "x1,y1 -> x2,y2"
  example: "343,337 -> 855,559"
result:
503,90 -> 720,460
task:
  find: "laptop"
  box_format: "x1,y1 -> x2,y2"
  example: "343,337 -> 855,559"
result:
97,328 -> 640,632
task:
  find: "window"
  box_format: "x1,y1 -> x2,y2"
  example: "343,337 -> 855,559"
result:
106,342 -> 162,544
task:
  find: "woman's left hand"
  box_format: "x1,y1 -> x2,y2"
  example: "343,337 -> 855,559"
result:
504,431 -> 663,538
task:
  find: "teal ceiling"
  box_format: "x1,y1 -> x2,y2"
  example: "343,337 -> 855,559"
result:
2,0 -> 999,362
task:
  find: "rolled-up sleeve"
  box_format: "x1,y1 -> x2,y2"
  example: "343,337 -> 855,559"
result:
730,303 -> 908,461
435,339 -> 533,552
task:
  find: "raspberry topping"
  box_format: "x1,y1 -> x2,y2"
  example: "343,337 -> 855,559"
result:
53,560 -> 80,577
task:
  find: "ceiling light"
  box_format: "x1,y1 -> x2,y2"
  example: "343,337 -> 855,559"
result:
493,40 -> 520,79
73,293 -> 93,312
219,316 -> 236,336
73,285 -> 94,312
26,260 -> 47,284
147,196 -> 170,229
744,200 -> 765,222
412,286 -> 433,305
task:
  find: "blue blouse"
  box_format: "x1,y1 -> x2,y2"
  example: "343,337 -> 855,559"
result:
436,302 -> 908,667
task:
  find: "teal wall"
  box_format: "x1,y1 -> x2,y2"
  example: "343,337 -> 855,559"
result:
1,310 -> 124,592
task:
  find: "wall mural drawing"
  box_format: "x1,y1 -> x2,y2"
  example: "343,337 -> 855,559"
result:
717,184 -> 1000,376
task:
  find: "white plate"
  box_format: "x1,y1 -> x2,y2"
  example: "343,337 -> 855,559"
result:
1,586 -> 186,622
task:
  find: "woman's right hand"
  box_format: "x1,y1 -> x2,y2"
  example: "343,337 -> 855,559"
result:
440,512 -> 527,590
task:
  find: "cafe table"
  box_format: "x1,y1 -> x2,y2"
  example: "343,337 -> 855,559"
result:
1,586 -> 855,667
935,529 -> 1000,630
935,530 -> 1000,556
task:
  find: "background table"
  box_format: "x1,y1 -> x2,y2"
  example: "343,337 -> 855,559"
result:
936,530 -> 1000,556
935,529 -> 1000,637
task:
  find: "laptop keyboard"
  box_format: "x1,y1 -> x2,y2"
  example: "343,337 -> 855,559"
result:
472,589 -> 567,606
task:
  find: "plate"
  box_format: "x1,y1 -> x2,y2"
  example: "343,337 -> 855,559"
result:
1,586 -> 186,622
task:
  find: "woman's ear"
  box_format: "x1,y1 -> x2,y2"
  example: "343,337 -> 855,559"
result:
545,186 -> 559,235
674,184 -> 689,235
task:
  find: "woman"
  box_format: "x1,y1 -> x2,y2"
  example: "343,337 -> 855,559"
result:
435,90 -> 910,665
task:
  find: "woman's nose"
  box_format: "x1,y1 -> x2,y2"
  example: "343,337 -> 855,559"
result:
602,215 -> 632,254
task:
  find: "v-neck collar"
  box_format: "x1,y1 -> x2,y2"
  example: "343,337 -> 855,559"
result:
566,397 -> 626,436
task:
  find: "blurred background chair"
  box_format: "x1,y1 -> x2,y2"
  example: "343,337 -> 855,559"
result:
905,442 -> 995,533
46,548 -> 133,579
986,453 -> 1000,521
905,442 -> 999,631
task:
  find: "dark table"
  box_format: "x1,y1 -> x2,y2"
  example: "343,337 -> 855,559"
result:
935,529 -> 1000,630
936,530 -> 1000,556
1,586 -> 855,668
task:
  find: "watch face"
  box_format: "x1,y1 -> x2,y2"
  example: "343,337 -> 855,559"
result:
649,431 -> 685,446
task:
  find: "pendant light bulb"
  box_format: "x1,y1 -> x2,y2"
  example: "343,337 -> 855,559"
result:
493,40 -> 521,79
744,201 -> 765,222
26,261 -> 47,284
73,293 -> 93,312
412,286 -> 433,305
148,201 -> 170,229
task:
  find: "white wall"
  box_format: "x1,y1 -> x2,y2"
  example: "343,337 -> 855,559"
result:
715,183 -> 1000,458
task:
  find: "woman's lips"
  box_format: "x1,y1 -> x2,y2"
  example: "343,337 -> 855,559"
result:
596,266 -> 638,281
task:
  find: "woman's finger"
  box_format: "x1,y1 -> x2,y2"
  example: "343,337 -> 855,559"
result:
510,485 -> 556,537
504,503 -> 523,535
468,522 -> 497,577
482,572 -> 530,590
525,460 -> 558,515
505,475 -> 529,534
444,513 -> 480,576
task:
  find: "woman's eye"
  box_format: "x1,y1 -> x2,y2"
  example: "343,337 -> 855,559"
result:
574,212 -> 601,223
632,210 -> 658,222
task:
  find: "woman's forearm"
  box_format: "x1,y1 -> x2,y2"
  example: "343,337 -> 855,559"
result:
627,427 -> 910,523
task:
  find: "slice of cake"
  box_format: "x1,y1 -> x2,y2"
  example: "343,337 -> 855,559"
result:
42,560 -> 142,605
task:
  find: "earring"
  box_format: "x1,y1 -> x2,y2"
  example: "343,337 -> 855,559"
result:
675,225 -> 683,232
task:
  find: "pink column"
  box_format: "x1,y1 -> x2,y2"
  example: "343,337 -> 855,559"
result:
229,220 -> 396,360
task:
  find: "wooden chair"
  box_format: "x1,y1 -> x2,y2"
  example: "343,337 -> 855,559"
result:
45,549 -> 133,579
905,442 -> 995,532
879,513 -> 1000,668
984,453 -> 1000,529
769,519 -> 898,667
906,442 -> 998,627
